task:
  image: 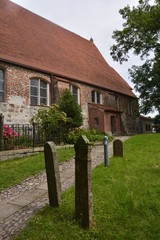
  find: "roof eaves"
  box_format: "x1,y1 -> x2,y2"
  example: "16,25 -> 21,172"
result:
0,56 -> 137,99
88,103 -> 122,113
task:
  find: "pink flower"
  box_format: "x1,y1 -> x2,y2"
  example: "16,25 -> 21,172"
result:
13,131 -> 18,137
3,125 -> 18,141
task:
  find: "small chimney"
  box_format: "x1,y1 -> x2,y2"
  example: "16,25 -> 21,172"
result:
90,37 -> 94,43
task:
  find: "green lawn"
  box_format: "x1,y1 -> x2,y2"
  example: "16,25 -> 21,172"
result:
0,147 -> 75,191
15,134 -> 160,240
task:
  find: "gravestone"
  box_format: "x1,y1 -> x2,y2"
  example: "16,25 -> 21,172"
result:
74,135 -> 93,229
113,139 -> 124,157
44,141 -> 62,207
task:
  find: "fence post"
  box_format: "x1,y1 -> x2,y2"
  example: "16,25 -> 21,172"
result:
33,122 -> 35,151
59,125 -> 61,145
12,124 -> 15,148
104,136 -> 109,167
74,135 -> 93,229
0,114 -> 4,151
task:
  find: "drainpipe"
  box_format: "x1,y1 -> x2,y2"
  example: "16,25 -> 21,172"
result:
50,74 -> 54,104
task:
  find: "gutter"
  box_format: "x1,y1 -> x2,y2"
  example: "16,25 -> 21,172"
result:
0,57 -> 137,99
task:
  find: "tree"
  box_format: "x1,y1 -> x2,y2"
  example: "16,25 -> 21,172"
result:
153,114 -> 160,132
58,89 -> 83,130
110,0 -> 160,114
153,114 -> 160,124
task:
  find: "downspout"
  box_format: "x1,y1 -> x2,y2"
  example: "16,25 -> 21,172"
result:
50,74 -> 54,104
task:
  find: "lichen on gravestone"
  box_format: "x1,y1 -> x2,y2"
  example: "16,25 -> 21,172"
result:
113,139 -> 124,157
74,135 -> 93,229
44,141 -> 62,207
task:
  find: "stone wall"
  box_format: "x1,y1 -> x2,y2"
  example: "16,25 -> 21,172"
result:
0,61 -> 50,124
0,102 -> 42,124
121,112 -> 139,135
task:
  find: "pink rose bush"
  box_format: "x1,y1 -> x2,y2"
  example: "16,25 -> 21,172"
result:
3,125 -> 18,143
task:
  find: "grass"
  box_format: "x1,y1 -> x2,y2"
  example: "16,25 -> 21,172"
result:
14,134 -> 160,240
57,147 -> 75,164
0,147 -> 75,191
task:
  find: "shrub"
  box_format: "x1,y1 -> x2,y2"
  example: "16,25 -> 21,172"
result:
3,125 -> 18,149
3,125 -> 18,140
30,104 -> 67,142
66,128 -> 110,144
58,89 -> 83,130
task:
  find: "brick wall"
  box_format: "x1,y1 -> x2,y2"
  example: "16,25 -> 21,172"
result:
88,106 -> 105,132
104,112 -> 121,135
0,61 -> 139,134
54,78 -> 139,134
0,61 -> 50,124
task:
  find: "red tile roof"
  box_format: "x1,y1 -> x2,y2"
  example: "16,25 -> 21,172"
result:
0,0 -> 136,98
140,115 -> 153,121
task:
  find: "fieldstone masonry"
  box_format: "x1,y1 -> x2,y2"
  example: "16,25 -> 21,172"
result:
0,61 -> 50,124
74,135 -> 93,228
113,139 -> 124,157
44,142 -> 62,207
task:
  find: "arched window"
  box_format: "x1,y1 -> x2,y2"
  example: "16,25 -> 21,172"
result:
70,84 -> 80,104
30,78 -> 49,106
0,69 -> 5,102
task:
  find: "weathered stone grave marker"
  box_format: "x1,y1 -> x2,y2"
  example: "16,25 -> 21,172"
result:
44,141 -> 62,207
113,139 -> 124,157
74,135 -> 93,229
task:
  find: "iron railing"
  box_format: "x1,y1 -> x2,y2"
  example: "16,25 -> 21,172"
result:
0,123 -> 62,151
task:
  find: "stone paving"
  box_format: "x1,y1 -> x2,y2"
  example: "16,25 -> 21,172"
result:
0,136 -> 129,240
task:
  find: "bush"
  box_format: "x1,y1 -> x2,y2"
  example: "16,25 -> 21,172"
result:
30,104 -> 67,142
58,89 -> 83,130
65,128 -> 111,144
3,125 -> 18,149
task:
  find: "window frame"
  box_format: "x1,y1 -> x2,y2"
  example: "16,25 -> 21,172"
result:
128,100 -> 133,115
115,96 -> 119,110
148,124 -> 151,131
0,67 -> 5,102
70,84 -> 80,104
91,90 -> 102,104
94,117 -> 99,127
30,78 -> 49,106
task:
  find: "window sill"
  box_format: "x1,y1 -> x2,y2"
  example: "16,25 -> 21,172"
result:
30,104 -> 48,107
91,102 -> 102,105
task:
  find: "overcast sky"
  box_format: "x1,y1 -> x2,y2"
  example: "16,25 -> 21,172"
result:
10,0 -> 155,116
